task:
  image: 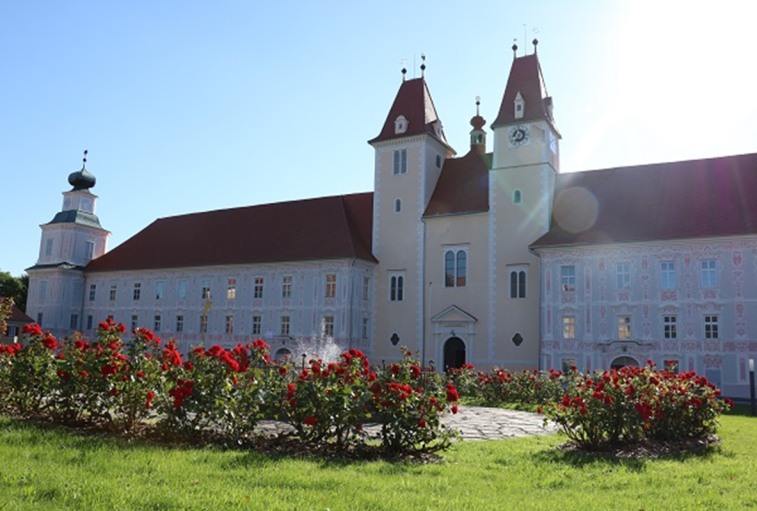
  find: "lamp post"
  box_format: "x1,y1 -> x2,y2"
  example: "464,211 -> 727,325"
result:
750,358 -> 755,417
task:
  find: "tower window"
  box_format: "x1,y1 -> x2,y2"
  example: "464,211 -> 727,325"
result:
444,249 -> 467,287
85,241 -> 94,260
45,238 -> 53,257
513,190 -> 522,204
509,268 -> 527,298
436,154 -> 442,168
394,198 -> 401,213
389,273 -> 405,301
393,149 -> 407,174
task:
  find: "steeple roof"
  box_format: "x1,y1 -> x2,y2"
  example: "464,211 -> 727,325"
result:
369,77 -> 452,149
491,54 -> 554,129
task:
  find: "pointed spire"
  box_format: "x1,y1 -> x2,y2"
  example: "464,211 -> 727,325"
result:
470,97 -> 486,154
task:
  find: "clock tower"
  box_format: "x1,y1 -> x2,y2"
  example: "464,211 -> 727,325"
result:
487,40 -> 560,370
26,152 -> 110,335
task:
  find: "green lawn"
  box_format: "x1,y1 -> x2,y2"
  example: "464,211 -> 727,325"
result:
0,412 -> 755,510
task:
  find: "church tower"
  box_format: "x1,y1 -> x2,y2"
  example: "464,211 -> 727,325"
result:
26,152 -> 110,335
488,41 -> 560,369
369,63 -> 456,361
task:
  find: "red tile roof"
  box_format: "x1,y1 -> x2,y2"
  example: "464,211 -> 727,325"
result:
491,54 -> 554,129
86,193 -> 376,272
369,78 -> 452,149
424,149 -> 490,216
9,305 -> 33,323
531,153 -> 757,248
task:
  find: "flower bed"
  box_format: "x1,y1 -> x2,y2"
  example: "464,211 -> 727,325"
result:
0,322 -> 459,458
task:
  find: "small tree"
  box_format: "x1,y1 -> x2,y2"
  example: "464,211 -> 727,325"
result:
0,296 -> 13,337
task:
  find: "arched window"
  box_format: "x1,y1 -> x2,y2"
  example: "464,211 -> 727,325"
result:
509,267 -> 527,298
513,189 -> 522,204
444,249 -> 467,287
390,274 -> 404,301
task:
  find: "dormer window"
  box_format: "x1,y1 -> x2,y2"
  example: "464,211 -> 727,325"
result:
514,91 -> 525,120
394,115 -> 408,134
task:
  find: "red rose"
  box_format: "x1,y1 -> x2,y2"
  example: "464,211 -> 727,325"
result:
451,405 -> 458,414
304,416 -> 318,426
418,418 -> 426,428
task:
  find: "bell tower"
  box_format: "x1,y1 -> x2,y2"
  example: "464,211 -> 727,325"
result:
368,61 -> 455,361
488,40 -> 560,370
26,152 -> 110,335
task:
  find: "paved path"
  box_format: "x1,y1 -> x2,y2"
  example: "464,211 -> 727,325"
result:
256,405 -> 557,441
441,405 -> 557,441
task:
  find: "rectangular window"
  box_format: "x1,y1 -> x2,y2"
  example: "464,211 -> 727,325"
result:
252,315 -> 262,335
663,316 -> 677,339
225,315 -> 233,334
226,279 -> 236,300
199,315 -> 208,334
177,280 -> 187,301
701,260 -> 717,288
393,148 -> 407,174
509,268 -> 526,298
154,314 -> 161,332
109,284 -> 117,301
615,263 -> 630,289
704,315 -> 719,339
325,274 -> 337,298
362,276 -> 370,301
561,266 -> 576,292
89,284 -> 97,301
618,316 -> 631,340
362,317 -> 369,339
323,315 -> 334,337
660,261 -> 676,289
131,314 -> 139,331
86,315 -> 93,330
282,276 -> 292,299
280,315 -> 290,335
253,277 -> 264,299
389,273 -> 404,301
70,313 -> 79,330
85,240 -> 94,260
7,325 -> 17,337
155,281 -> 165,301
176,315 -> 184,333
444,249 -> 467,287
37,312 -> 43,326
201,280 -> 211,300
45,238 -> 53,256
133,283 -> 141,301
562,316 -> 575,339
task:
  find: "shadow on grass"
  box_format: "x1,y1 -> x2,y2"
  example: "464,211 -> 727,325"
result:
530,439 -> 720,472
724,404 -> 757,418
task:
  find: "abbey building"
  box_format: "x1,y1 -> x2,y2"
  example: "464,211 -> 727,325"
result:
26,44 -> 757,398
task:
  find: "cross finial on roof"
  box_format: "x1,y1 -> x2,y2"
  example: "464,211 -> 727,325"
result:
420,53 -> 426,78
512,40 -> 518,60
401,57 -> 407,82
533,38 -> 539,54
82,149 -> 88,169
475,96 -> 481,116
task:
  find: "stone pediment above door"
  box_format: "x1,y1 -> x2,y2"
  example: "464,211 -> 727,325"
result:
431,305 -> 478,325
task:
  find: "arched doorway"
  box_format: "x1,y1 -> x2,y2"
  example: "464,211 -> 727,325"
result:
444,337 -> 466,371
610,356 -> 639,371
274,348 -> 292,361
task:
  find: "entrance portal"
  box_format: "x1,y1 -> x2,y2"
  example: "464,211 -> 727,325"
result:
610,356 -> 639,371
443,337 -> 466,371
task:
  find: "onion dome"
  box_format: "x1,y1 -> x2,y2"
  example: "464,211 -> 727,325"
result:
68,150 -> 96,190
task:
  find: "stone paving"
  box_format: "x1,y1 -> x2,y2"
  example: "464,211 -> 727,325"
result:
441,405 -> 557,441
255,405 -> 557,441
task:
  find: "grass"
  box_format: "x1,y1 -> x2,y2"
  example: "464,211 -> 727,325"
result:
0,411 -> 755,510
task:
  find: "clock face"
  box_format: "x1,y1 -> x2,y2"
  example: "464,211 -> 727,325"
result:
508,125 -> 530,147
80,198 -> 93,213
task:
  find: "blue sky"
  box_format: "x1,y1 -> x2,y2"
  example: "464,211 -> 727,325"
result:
2,1 -> 756,278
